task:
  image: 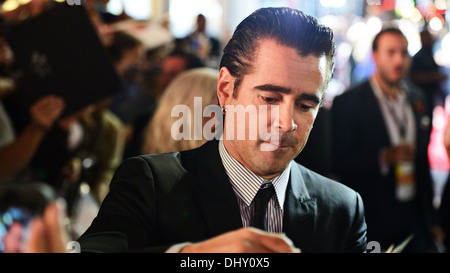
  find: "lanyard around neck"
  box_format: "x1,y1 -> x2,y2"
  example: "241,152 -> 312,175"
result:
381,91 -> 408,141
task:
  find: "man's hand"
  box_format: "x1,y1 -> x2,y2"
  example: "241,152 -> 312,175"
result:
381,143 -> 416,166
30,95 -> 65,131
180,227 -> 301,253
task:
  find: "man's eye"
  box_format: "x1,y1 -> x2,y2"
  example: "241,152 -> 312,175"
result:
262,97 -> 279,103
298,103 -> 314,112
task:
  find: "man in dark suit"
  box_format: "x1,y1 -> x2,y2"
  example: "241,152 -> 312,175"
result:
331,27 -> 444,252
77,7 -> 367,253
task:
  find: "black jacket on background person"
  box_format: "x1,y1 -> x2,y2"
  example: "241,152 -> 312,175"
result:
331,80 -> 438,252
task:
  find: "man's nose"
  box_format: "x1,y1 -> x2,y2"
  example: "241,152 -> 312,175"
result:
394,52 -> 408,65
276,104 -> 296,133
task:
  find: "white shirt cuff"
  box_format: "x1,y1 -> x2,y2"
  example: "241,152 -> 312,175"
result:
165,242 -> 192,253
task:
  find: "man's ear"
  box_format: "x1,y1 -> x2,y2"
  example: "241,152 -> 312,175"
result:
372,51 -> 379,67
217,67 -> 235,109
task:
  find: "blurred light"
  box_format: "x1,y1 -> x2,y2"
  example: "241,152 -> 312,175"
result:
82,158 -> 94,169
54,0 -> 65,3
425,1 -> 437,14
320,0 -> 346,8
352,35 -> 373,64
434,0 -> 447,11
123,0 -> 151,20
441,33 -> 450,56
383,0 -> 396,10
346,21 -> 366,43
2,0 -> 43,13
434,32 -> 450,67
346,17 -> 382,64
366,16 -> 382,34
320,15 -> 341,29
106,0 -> 124,16
410,7 -> 423,22
2,0 -> 20,12
80,183 -> 91,195
398,18 -> 421,56
261,0 -> 290,7
429,15 -> 444,31
337,42 -> 353,60
395,0 -> 416,18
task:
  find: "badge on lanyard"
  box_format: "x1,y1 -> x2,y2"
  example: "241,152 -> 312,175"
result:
395,161 -> 415,202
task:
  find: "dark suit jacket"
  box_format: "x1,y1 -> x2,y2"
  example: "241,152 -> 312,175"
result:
331,80 -> 437,250
77,140 -> 367,253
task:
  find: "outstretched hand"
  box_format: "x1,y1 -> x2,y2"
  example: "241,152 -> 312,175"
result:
180,227 -> 301,253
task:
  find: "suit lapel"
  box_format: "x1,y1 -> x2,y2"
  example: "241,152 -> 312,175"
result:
282,163 -> 318,251
192,140 -> 243,237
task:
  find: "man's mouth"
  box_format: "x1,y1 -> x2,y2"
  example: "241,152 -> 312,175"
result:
259,134 -> 297,151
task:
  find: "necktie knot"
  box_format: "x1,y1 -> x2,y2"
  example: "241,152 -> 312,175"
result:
253,183 -> 275,231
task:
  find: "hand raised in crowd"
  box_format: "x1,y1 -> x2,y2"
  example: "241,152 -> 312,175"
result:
180,227 -> 301,253
0,95 -> 65,180
25,199 -> 71,253
30,95 -> 65,131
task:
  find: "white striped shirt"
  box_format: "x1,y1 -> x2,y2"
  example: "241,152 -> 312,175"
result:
218,140 -> 290,233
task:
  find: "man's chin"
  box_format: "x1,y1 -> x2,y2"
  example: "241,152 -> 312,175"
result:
258,144 -> 297,164
254,159 -> 291,178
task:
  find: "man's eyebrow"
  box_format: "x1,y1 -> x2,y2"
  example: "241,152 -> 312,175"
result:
254,84 -> 291,94
254,84 -> 322,104
298,93 -> 322,105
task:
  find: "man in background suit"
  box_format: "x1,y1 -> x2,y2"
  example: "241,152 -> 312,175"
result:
78,7 -> 367,253
331,27 -> 444,252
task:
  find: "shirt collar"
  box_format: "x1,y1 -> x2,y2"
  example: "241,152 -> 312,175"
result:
370,76 -> 408,102
218,140 -> 290,208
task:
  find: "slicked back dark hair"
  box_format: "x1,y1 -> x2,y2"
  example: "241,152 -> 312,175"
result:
220,7 -> 336,98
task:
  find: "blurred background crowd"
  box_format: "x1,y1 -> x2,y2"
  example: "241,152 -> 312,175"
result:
0,0 -> 449,253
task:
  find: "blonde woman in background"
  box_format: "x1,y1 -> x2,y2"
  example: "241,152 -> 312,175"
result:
142,67 -> 219,154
